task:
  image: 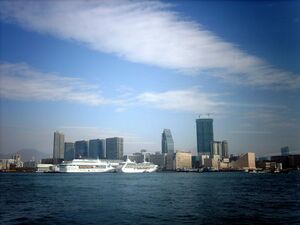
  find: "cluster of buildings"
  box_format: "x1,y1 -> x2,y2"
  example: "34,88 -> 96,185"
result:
1,117 -> 299,173
126,119 -> 256,171
49,132 -> 124,164
0,154 -> 23,171
257,146 -> 300,173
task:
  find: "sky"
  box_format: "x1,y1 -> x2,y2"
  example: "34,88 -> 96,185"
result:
0,0 -> 299,157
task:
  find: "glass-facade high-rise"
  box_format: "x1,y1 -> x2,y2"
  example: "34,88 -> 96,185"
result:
281,146 -> 289,156
162,129 -> 174,154
53,131 -> 65,160
75,140 -> 88,159
106,137 -> 123,160
64,142 -> 75,161
89,139 -> 106,159
196,118 -> 214,154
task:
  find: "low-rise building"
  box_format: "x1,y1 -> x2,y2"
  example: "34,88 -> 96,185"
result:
204,155 -> 220,169
231,152 -> 256,170
271,154 -> 300,169
165,153 -> 175,170
149,152 -> 165,169
36,164 -> 55,172
175,151 -> 192,170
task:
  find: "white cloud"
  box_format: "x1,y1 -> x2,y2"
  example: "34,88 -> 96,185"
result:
1,62 -> 288,115
0,0 -> 299,89
1,62 -> 223,113
0,62 -> 108,105
135,88 -> 224,114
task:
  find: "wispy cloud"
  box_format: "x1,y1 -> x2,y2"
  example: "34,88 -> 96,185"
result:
0,62 -> 108,105
1,62 -> 288,115
0,0 -> 299,89
135,88 -> 224,114
1,62 -> 223,113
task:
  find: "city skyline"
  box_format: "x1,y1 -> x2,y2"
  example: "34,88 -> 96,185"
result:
0,0 -> 299,157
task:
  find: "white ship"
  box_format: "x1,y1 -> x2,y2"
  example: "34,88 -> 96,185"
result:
121,159 -> 158,173
59,159 -> 115,173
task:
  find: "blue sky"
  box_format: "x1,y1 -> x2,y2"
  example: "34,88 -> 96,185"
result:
0,0 -> 299,157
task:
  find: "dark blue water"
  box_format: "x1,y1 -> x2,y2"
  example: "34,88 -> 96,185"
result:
1,172 -> 300,225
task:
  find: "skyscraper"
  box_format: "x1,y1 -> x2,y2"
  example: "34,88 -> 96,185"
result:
89,139 -> 106,159
53,131 -> 65,160
196,118 -> 214,154
106,137 -> 123,160
221,140 -> 229,158
161,129 -> 174,154
64,142 -> 75,161
281,146 -> 289,156
211,141 -> 222,156
75,140 -> 88,159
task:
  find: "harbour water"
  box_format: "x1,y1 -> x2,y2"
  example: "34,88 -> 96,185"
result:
1,172 -> 300,225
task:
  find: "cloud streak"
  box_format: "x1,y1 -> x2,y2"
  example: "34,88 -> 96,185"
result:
135,88 -> 224,114
1,62 -> 288,115
0,0 -> 299,89
0,62 -> 108,105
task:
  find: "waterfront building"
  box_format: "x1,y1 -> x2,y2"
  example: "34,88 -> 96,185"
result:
175,151 -> 192,170
231,152 -> 256,170
0,159 -> 16,170
0,153 -> 24,170
204,155 -> 220,169
149,152 -> 166,169
199,153 -> 210,167
192,156 -> 200,168
64,142 -> 75,161
106,137 -> 123,160
75,140 -> 88,159
53,131 -> 65,160
196,118 -> 214,154
23,160 -> 37,168
36,164 -> 55,172
89,139 -> 106,159
271,154 -> 300,169
281,146 -> 290,156
161,129 -> 174,154
165,153 -> 175,170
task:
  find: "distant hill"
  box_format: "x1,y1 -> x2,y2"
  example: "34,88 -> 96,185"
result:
0,149 -> 50,162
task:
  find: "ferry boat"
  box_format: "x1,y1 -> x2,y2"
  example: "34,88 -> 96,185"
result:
121,159 -> 158,173
58,159 -> 115,173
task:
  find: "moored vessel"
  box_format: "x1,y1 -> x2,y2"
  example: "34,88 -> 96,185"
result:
59,159 -> 115,173
121,159 -> 158,173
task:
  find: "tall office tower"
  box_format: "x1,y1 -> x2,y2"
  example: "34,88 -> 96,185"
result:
196,118 -> 214,155
281,146 -> 289,156
75,140 -> 88,159
221,140 -> 229,158
64,142 -> 75,161
211,141 -> 222,156
161,129 -> 174,154
106,137 -> 123,160
89,139 -> 106,159
53,131 -> 65,160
